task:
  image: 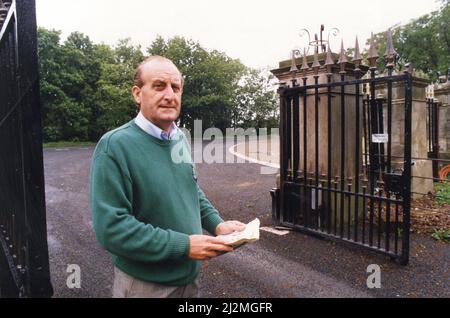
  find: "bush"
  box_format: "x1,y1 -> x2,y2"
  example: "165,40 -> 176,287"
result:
431,228 -> 450,242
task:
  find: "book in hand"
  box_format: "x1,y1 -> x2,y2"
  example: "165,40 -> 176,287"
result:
216,218 -> 260,248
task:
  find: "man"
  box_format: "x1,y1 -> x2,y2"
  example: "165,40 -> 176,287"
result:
90,56 -> 245,298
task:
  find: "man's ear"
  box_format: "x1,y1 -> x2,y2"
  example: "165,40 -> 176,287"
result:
132,86 -> 141,105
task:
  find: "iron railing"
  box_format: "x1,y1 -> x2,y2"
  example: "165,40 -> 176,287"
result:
426,98 -> 441,180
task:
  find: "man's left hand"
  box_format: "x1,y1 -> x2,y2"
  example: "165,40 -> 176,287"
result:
215,221 -> 246,236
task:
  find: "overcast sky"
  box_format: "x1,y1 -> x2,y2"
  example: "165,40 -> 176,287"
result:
36,0 -> 441,69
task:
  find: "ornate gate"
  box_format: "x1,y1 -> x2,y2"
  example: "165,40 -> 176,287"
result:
273,29 -> 412,265
0,0 -> 53,297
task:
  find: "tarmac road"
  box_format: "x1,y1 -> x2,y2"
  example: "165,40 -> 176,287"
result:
43,142 -> 450,298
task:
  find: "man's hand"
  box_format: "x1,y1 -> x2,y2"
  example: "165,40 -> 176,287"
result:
215,220 -> 246,236
188,235 -> 233,260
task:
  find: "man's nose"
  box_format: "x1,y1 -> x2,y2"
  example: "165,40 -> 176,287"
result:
163,86 -> 175,101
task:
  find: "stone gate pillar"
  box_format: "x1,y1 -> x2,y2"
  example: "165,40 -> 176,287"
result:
376,77 -> 434,197
271,51 -> 365,186
434,78 -> 450,158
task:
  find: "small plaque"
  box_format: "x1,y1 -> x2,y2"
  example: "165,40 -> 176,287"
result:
372,134 -> 389,143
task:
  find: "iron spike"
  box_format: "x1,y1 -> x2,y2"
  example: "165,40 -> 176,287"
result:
385,29 -> 398,69
301,48 -> 309,77
352,36 -> 362,64
337,40 -> 347,74
324,45 -> 334,65
353,36 -> 362,74
324,44 -> 334,75
368,32 -> 378,69
289,50 -> 299,74
337,40 -> 348,65
312,49 -> 321,75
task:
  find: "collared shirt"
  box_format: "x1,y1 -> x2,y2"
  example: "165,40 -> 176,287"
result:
135,112 -> 179,141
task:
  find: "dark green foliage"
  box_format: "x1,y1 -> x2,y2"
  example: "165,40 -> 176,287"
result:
38,29 -> 278,142
431,228 -> 450,242
435,182 -> 450,205
364,2 -> 449,80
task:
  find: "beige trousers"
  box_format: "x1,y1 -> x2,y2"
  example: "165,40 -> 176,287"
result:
112,266 -> 199,298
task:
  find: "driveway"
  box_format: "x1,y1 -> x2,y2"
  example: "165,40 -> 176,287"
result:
43,143 -> 450,298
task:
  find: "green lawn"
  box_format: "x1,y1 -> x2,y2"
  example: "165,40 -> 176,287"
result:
43,141 -> 97,149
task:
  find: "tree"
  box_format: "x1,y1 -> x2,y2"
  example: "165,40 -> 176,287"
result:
38,29 -> 281,141
38,27 -> 144,141
38,28 -> 91,141
364,2 -> 449,80
233,69 -> 278,130
93,39 -> 144,136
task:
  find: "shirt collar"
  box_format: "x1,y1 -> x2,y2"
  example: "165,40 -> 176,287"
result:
135,112 -> 179,141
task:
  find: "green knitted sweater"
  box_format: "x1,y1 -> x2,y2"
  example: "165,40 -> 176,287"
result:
89,120 -> 223,286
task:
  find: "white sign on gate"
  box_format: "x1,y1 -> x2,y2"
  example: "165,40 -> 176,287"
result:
372,134 -> 389,143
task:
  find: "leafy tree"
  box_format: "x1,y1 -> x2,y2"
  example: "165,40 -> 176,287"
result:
364,1 -> 449,80
38,29 -> 281,141
38,28 -> 144,141
93,39 -> 144,137
233,69 -> 278,130
38,28 -> 90,141
38,28 -> 116,140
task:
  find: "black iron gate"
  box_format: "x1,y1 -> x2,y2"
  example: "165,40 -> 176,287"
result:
426,97 -> 440,179
0,0 -> 53,297
274,31 -> 412,265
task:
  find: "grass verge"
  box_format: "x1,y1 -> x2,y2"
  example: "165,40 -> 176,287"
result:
43,141 -> 97,149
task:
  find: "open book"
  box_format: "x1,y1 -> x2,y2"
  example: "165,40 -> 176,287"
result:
217,218 -> 260,248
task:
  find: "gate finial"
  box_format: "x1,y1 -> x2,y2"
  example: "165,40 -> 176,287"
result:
311,48 -> 321,75
385,29 -> 398,70
352,36 -> 362,73
368,32 -> 378,70
290,50 -> 299,73
324,44 -> 334,74
337,40 -> 348,74
290,49 -> 300,86
301,48 -> 310,78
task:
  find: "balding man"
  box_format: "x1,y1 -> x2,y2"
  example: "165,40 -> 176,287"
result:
90,56 -> 245,298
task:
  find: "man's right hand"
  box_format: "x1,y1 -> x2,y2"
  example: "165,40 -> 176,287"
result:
188,235 -> 233,260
